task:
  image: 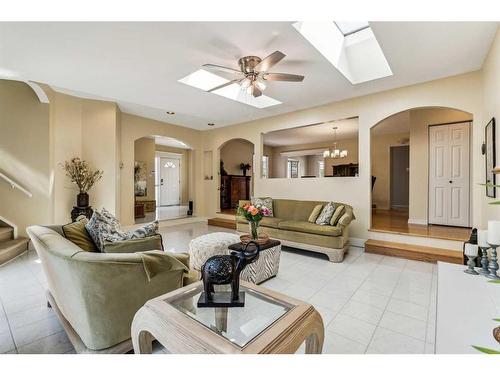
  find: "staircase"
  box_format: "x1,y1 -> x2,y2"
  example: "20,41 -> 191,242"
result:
0,226 -> 29,266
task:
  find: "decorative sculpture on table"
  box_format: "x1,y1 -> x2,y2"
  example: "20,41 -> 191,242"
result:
198,241 -> 260,307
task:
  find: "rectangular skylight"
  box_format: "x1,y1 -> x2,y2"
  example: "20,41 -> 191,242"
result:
293,21 -> 392,85
178,69 -> 281,109
335,21 -> 370,36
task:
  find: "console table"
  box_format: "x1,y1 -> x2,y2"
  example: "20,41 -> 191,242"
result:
436,262 -> 500,353
131,280 -> 324,354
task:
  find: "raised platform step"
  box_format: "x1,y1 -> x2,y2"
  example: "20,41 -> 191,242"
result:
0,227 -> 13,242
207,217 -> 236,230
365,239 -> 463,264
0,238 -> 29,265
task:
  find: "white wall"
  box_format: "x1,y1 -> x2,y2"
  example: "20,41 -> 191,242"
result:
482,29 -> 500,225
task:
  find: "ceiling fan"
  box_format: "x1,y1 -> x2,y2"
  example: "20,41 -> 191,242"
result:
202,51 -> 304,98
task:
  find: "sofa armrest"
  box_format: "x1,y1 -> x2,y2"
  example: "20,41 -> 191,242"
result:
169,252 -> 190,269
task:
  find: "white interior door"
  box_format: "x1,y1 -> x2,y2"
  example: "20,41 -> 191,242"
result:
159,157 -> 180,206
429,122 -> 470,227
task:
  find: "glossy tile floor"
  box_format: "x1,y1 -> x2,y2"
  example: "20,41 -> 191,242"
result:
135,205 -> 189,224
0,222 -> 437,354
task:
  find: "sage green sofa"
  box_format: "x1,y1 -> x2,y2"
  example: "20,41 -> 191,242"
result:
27,225 -> 195,353
236,199 -> 355,262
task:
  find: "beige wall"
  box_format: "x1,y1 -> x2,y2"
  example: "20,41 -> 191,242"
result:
265,138 -> 359,178
202,72 -> 484,239
408,108 -> 472,223
482,29 -> 500,224
371,132 -> 410,210
120,113 -> 202,225
134,137 -> 156,201
155,144 -> 190,204
220,139 -> 254,175
0,80 -> 51,236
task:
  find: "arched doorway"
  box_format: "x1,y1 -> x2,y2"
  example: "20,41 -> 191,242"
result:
217,138 -> 255,214
134,135 -> 193,223
370,106 -> 473,238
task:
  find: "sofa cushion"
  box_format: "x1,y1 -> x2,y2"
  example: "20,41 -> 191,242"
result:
85,210 -> 120,251
102,234 -> 164,253
260,217 -> 284,228
330,205 -> 345,226
308,204 -> 324,223
315,202 -> 336,225
62,218 -> 98,252
251,197 -> 274,217
278,220 -> 342,237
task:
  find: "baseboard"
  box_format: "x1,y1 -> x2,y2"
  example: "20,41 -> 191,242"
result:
349,237 -> 366,248
408,218 -> 428,225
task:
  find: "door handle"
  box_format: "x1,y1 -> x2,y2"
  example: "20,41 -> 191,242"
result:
449,180 -> 452,184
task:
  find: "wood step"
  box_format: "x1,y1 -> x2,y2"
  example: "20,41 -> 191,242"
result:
365,239 -> 463,264
0,238 -> 29,266
0,227 -> 13,242
207,217 -> 236,230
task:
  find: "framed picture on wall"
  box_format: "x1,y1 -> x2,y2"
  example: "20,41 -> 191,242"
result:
485,118 -> 496,198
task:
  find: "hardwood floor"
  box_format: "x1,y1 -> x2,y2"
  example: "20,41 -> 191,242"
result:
370,209 -> 471,242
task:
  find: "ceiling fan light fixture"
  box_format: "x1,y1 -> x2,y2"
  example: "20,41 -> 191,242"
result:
256,77 -> 267,91
240,77 -> 252,89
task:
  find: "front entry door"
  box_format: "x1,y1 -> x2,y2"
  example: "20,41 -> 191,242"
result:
428,122 -> 470,227
159,157 -> 180,206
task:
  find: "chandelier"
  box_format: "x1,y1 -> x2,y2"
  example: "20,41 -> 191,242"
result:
323,126 -> 348,159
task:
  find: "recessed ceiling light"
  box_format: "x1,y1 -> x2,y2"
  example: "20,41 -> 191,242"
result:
207,123 -> 215,127
178,69 -> 281,109
166,111 -> 175,115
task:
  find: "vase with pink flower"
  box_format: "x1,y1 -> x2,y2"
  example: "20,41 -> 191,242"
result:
237,203 -> 270,244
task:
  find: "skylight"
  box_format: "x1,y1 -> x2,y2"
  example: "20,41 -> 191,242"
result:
335,21 -> 370,36
293,21 -> 393,85
178,69 -> 281,109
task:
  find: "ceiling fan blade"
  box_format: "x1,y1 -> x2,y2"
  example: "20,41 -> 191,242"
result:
202,63 -> 241,75
207,79 -> 240,92
255,51 -> 286,72
250,85 -> 263,98
264,73 -> 305,82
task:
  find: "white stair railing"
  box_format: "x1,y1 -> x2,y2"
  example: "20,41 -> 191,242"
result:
0,172 -> 32,197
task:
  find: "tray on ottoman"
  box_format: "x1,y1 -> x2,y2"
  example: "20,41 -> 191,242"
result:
229,239 -> 281,284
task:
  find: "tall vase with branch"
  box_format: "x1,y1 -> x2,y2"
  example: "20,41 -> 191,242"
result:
61,158 -> 103,207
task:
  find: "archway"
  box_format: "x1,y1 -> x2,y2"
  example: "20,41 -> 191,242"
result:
370,106 -> 473,239
217,138 -> 255,214
133,135 -> 193,223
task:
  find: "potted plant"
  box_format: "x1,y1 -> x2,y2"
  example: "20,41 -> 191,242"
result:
240,163 -> 251,176
61,157 -> 103,207
237,203 -> 270,243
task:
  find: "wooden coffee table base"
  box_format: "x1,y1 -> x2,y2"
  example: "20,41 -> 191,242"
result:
131,281 -> 324,354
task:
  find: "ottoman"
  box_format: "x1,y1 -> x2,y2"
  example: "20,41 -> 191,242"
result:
229,240 -> 282,284
188,232 -> 240,271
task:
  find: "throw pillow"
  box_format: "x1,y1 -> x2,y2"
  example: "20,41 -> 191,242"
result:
315,202 -> 336,225
85,209 -> 120,252
103,234 -> 164,253
62,218 -> 98,252
251,197 -> 274,217
102,221 -> 159,243
308,204 -> 324,223
330,205 -> 346,226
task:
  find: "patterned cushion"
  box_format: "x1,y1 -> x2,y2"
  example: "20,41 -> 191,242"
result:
330,205 -> 346,226
85,210 -> 120,251
102,221 -> 159,243
308,204 -> 324,223
315,202 -> 336,225
251,197 -> 274,217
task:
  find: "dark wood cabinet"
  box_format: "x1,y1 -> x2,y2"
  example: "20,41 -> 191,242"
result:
220,175 -> 251,209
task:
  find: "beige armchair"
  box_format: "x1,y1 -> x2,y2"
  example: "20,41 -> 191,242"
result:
27,225 -> 194,353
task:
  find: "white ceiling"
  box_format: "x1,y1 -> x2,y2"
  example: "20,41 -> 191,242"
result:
0,22 -> 496,130
263,117 -> 358,147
